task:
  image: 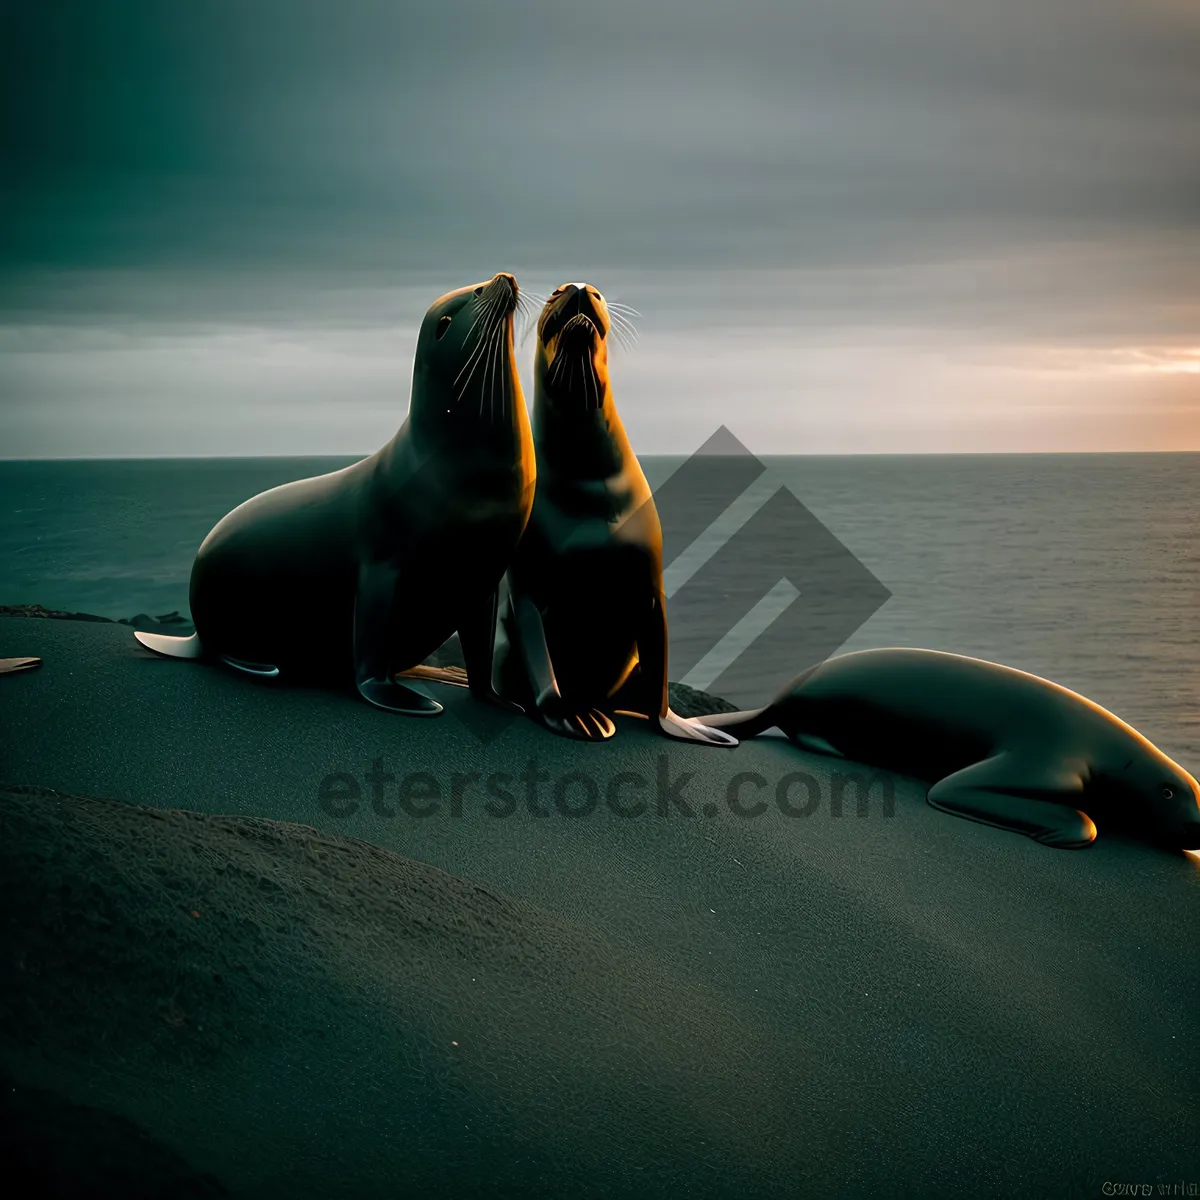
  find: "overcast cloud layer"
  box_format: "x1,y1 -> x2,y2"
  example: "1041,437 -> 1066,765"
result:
1,0 -> 1197,455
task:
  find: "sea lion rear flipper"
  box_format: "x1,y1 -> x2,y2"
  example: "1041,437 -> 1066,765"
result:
395,664 -> 470,688
354,562 -> 443,716
0,657 -> 41,676
134,630 -> 203,660
927,753 -> 1095,848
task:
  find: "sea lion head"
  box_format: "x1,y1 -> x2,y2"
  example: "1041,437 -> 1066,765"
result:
1106,741 -> 1200,849
535,282 -> 612,412
411,272 -> 523,427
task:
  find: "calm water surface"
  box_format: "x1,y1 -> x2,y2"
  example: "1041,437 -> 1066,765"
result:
1,454 -> 1196,764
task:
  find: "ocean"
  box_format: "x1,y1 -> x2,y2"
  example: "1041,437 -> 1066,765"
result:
1,453 -> 1197,766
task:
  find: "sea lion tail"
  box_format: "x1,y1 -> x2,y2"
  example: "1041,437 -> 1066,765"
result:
694,662 -> 825,740
693,707 -> 776,738
134,630 -> 204,660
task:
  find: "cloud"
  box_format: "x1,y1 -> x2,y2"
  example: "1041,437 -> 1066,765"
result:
3,0 -> 1197,273
0,1 -> 1196,452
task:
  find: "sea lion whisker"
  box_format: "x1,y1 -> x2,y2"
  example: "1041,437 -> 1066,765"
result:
480,319 -> 502,419
459,294 -> 498,353
488,316 -> 509,422
608,323 -> 634,353
454,294 -> 508,395
455,335 -> 492,399
607,310 -> 639,341
607,302 -> 642,316
465,284 -> 504,335
455,313 -> 501,401
490,320 -> 507,423
456,293 -> 503,383
584,357 -> 594,409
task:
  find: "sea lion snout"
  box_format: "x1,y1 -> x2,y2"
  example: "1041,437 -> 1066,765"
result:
560,312 -> 599,350
539,283 -> 608,347
484,271 -> 519,312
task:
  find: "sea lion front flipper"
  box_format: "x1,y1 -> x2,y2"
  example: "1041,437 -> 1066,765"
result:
635,592 -> 737,748
219,655 -> 280,679
354,562 -> 443,716
457,587 -> 522,714
507,588 -> 612,739
926,753 -> 1095,848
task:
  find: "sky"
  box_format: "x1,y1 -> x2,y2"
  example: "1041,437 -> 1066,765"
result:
1,0 -> 1197,456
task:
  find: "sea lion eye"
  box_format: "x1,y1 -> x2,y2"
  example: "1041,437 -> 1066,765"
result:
435,315 -> 452,340
1162,786 -> 1175,800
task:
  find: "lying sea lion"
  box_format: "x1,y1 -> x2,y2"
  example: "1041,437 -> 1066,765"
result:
136,273 -> 535,717
497,282 -> 735,747
697,647 -> 1200,848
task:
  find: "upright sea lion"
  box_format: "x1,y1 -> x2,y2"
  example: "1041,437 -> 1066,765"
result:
697,647 -> 1200,848
136,273 -> 535,717
497,281 -> 735,746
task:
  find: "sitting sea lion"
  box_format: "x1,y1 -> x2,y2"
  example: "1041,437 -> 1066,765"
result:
697,647 -> 1200,849
497,282 -> 735,747
136,273 -> 535,717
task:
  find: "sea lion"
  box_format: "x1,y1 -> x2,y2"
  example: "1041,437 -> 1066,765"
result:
135,273 -> 535,717
497,281 -> 736,747
697,647 -> 1200,849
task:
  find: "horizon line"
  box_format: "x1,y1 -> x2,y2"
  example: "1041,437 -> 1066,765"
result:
3,448 -> 1200,464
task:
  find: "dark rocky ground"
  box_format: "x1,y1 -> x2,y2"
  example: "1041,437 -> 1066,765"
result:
0,605 -> 737,718
2,615 -> 1195,1198
2,1069 -> 228,1199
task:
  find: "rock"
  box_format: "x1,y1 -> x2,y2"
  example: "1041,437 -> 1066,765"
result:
0,604 -> 112,623
668,680 -> 740,718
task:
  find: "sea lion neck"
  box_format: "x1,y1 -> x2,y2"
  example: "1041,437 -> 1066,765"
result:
532,394 -> 628,482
